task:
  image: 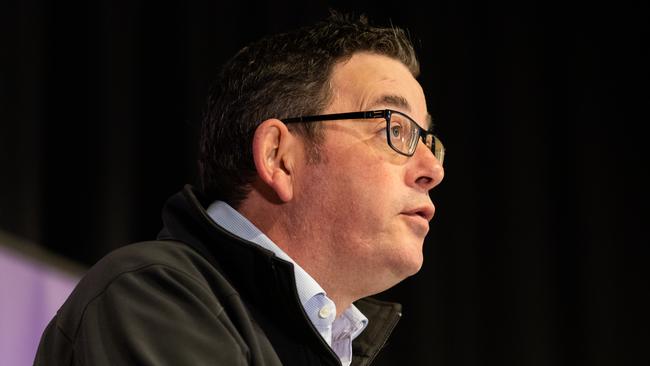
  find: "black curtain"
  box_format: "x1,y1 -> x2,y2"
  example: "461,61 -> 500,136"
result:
2,1 -> 648,365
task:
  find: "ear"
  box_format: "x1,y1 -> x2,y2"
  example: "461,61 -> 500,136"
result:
252,119 -> 298,203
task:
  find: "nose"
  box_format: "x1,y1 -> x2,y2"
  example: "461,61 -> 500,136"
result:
407,140 -> 444,192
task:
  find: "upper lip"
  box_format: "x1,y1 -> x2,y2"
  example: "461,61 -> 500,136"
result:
402,204 -> 435,222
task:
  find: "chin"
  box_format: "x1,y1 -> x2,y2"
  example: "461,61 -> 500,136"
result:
405,236 -> 426,270
404,255 -> 424,276
390,248 -> 424,280
366,254 -> 424,296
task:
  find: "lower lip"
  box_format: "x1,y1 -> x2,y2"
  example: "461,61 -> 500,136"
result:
402,214 -> 430,234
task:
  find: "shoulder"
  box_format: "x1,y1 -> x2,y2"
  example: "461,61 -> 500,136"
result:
93,240 -> 211,274
37,240 -> 255,364
56,241 -> 227,339
78,240 -> 218,297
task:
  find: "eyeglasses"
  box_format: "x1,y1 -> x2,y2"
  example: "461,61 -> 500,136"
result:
282,109 -> 445,165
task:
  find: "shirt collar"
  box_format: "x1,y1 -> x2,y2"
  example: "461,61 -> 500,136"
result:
206,200 -> 325,307
206,201 -> 368,338
160,188 -> 386,363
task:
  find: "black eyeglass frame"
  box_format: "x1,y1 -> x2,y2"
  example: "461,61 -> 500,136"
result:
282,109 -> 444,164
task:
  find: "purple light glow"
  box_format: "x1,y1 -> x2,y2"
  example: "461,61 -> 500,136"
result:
0,244 -> 81,366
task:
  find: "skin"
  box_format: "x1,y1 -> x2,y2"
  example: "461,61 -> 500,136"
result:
239,52 -> 444,316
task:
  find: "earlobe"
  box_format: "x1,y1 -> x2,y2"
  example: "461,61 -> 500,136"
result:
252,119 -> 296,203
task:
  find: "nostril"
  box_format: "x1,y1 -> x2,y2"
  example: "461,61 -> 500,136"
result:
416,176 -> 433,186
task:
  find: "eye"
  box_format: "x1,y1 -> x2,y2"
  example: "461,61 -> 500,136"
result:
390,124 -> 403,138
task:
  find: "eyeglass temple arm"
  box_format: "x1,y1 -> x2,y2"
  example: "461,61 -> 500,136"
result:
283,110 -> 388,123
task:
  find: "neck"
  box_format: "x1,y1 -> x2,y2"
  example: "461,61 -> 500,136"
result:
238,188 -> 363,317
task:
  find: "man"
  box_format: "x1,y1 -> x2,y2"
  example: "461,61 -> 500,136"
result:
34,12 -> 444,366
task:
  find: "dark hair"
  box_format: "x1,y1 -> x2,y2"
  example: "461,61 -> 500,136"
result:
198,11 -> 420,207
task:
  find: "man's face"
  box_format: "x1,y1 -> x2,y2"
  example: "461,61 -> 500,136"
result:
291,52 -> 444,296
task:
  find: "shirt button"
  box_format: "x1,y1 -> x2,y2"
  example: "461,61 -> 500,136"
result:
318,306 -> 332,319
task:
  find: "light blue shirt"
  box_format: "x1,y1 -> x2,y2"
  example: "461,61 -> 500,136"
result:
206,201 -> 368,366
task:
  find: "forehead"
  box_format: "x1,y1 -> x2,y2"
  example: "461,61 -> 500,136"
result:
327,52 -> 430,128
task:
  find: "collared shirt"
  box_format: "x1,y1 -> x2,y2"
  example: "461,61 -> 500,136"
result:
207,201 -> 368,366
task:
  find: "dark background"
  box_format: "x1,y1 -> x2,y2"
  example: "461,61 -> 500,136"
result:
1,1 -> 649,365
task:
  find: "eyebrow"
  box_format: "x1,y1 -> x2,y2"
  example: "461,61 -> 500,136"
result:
369,94 -> 433,130
370,94 -> 410,111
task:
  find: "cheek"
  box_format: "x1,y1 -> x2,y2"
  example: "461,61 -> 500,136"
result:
312,141 -> 406,226
345,155 -> 403,203
330,157 -> 403,226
